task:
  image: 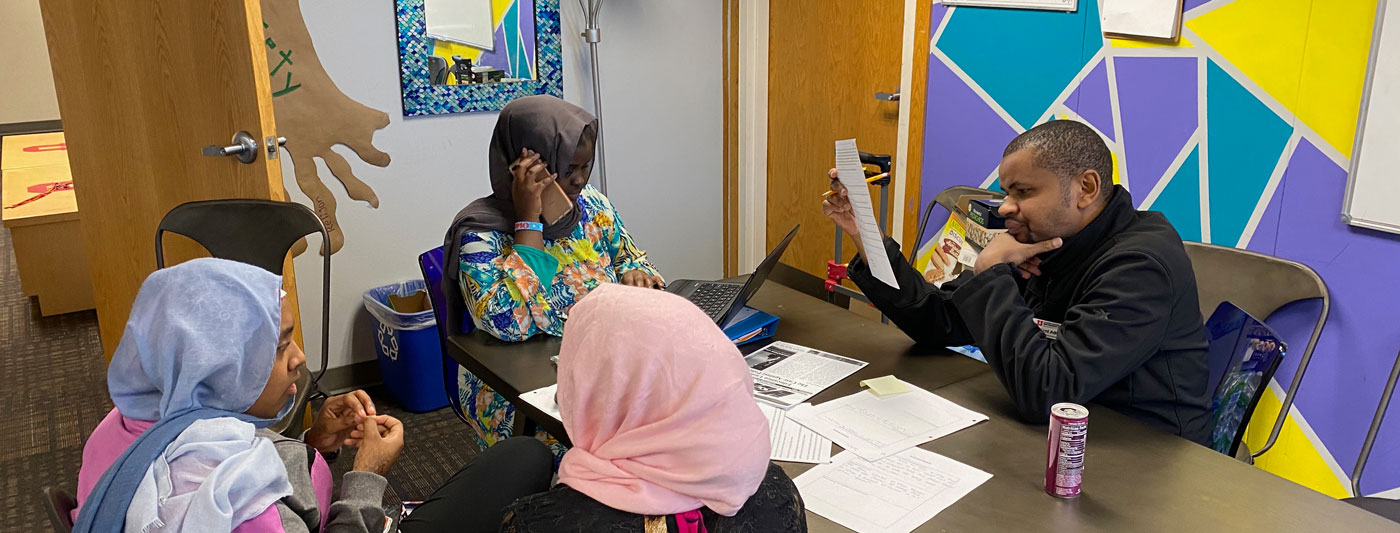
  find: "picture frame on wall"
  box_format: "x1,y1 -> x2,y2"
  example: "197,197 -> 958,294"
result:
394,0 -> 563,115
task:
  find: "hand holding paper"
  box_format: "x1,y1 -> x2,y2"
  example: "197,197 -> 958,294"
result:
835,139 -> 899,289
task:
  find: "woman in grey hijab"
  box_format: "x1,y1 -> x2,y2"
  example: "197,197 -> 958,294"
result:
442,95 -> 662,452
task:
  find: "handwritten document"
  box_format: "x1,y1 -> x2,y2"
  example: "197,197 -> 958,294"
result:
836,139 -> 899,289
796,448 -> 992,533
760,402 -> 832,464
788,387 -> 987,461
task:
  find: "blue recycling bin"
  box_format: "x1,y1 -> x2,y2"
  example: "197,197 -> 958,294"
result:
363,279 -> 449,412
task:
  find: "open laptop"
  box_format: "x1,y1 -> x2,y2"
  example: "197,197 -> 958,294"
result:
667,224 -> 799,324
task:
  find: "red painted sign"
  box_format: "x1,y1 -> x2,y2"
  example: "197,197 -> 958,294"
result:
6,181 -> 74,210
21,143 -> 67,153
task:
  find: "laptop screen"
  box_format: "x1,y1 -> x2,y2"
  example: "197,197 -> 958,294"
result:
719,224 -> 799,324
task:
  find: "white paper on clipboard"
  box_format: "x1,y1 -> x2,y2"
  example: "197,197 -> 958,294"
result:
836,139 -> 899,289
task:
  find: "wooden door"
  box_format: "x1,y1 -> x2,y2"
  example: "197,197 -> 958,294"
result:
38,0 -> 300,359
766,0 -> 907,279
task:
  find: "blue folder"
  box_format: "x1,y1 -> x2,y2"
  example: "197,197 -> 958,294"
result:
722,306 -> 780,346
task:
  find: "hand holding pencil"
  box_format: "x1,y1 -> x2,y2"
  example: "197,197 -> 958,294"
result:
821,171 -> 888,197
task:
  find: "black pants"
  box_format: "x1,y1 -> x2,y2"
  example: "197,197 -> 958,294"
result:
398,437 -> 554,533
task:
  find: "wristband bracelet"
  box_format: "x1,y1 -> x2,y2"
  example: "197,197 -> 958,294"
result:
515,221 -> 544,233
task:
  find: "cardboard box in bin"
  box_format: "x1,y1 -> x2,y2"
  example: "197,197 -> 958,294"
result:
388,290 -> 430,313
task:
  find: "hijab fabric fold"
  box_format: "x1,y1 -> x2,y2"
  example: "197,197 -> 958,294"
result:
74,258 -> 293,532
556,285 -> 772,517
448,94 -> 594,241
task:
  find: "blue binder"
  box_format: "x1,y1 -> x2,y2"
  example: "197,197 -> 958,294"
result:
722,306 -> 780,346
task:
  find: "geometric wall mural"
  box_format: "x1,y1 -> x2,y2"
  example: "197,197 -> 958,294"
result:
920,0 -> 1397,498
430,0 -> 538,80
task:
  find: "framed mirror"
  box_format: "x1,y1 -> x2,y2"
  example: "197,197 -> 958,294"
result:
395,0 -> 562,116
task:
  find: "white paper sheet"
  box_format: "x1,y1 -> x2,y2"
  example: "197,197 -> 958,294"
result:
835,139 -> 899,289
424,0 -> 496,49
746,341 -> 868,409
787,387 -> 987,461
796,448 -> 992,533
759,402 -> 833,464
1101,0 -> 1182,40
519,384 -> 562,423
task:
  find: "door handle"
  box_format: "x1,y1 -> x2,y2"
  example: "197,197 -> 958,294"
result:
875,91 -> 901,102
202,131 -> 260,164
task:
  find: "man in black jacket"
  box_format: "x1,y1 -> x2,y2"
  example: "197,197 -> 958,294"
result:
824,120 -> 1212,444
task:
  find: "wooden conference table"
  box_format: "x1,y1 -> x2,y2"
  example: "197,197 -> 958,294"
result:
447,282 -> 1394,531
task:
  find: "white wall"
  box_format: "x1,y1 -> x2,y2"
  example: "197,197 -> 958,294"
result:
286,0 -> 723,370
0,0 -> 62,124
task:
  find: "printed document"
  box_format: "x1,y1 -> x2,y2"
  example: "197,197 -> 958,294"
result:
760,402 -> 832,464
836,139 -> 899,289
747,341 -> 868,409
796,448 -> 992,533
787,387 -> 987,461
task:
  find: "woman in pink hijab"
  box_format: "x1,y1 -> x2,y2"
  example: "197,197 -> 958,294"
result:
502,284 -> 807,532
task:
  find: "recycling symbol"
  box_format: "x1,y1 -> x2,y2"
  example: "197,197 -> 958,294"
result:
377,322 -> 400,361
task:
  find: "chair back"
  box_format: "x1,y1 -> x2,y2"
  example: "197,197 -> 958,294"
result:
43,486 -> 76,532
1203,302 -> 1286,457
1183,242 -> 1329,458
419,247 -> 473,426
154,199 -> 331,435
912,186 -> 1005,261
427,55 -> 448,85
1350,347 -> 1400,497
1182,242 -> 1327,322
156,199 -> 324,273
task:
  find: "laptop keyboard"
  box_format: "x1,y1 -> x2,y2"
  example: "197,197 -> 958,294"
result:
690,282 -> 743,319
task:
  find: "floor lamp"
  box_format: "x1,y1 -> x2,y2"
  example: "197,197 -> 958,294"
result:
579,0 -> 608,195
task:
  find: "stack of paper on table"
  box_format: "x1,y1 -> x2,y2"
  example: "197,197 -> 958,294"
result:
787,386 -> 988,461
795,447 -> 992,533
787,384 -> 992,532
759,402 -> 833,464
520,384 -> 562,423
746,341 -> 868,409
522,382 -> 835,464
1101,0 -> 1184,41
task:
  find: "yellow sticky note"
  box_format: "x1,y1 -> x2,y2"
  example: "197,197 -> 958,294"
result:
860,375 -> 911,397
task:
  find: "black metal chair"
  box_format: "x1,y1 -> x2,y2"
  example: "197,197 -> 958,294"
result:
155,199 -> 331,435
1343,347 -> 1400,522
43,486 -> 76,532
1182,242 -> 1329,462
427,55 -> 448,85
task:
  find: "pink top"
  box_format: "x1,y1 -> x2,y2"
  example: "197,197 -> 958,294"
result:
74,408 -> 332,532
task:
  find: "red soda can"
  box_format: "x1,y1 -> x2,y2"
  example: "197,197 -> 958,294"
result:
1045,402 -> 1089,498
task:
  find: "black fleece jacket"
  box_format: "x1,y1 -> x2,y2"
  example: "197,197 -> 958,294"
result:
849,186 -> 1212,445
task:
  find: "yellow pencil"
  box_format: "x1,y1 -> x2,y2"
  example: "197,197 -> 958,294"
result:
822,173 -> 889,197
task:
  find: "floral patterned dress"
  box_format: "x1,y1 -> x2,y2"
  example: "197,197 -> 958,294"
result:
455,185 -> 661,454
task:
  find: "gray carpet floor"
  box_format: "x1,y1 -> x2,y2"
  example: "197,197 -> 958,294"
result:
0,226 -> 481,531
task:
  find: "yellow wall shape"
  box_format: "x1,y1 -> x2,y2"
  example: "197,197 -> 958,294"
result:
1242,386 -> 1352,498
1187,0 -> 1311,112
1294,0 -> 1379,157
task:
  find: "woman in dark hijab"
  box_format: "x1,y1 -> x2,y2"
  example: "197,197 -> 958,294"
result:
444,95 -> 663,450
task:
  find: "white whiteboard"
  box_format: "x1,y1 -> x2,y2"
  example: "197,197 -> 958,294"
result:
425,0 -> 495,50
938,0 -> 1078,12
1344,0 -> 1400,235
